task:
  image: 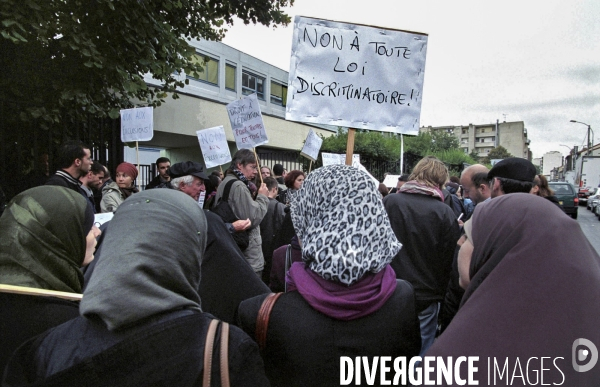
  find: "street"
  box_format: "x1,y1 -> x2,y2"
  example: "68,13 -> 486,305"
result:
577,205 -> 600,255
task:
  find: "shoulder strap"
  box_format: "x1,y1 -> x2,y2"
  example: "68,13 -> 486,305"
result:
255,292 -> 283,350
203,319 -> 231,387
203,319 -> 219,387
220,322 -> 230,387
221,179 -> 237,203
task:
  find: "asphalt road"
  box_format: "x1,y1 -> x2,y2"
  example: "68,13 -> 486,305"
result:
577,204 -> 600,255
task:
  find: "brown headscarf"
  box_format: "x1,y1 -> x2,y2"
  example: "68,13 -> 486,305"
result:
427,193 -> 600,385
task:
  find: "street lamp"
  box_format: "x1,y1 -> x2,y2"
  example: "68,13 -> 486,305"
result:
570,120 -> 593,156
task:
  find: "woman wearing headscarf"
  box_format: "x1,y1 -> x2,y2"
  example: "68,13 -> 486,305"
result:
238,165 -> 421,386
0,186 -> 96,374
101,162 -> 138,213
427,193 -> 600,385
4,189 -> 269,386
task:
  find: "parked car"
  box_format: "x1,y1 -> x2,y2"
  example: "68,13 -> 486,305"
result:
587,194 -> 600,211
549,182 -> 578,219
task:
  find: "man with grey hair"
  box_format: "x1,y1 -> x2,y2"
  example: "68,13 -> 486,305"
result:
169,161 -> 251,235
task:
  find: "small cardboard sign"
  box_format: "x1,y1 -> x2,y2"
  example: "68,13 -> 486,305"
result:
120,107 -> 153,142
226,93 -> 269,149
197,126 -> 232,168
300,129 -> 323,161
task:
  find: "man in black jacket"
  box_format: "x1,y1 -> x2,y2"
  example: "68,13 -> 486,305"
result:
45,140 -> 93,201
383,156 -> 460,356
145,157 -> 172,189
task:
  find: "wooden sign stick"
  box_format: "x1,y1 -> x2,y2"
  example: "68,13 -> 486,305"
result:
0,284 -> 83,301
253,148 -> 263,184
345,128 -> 356,166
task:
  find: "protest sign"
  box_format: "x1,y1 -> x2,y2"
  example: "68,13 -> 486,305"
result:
226,93 -> 269,149
300,129 -> 323,161
120,107 -> 153,142
382,174 -> 401,188
197,126 -> 232,169
321,153 -> 360,167
286,16 -> 428,135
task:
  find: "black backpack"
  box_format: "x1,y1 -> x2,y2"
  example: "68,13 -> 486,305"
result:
211,179 -> 250,251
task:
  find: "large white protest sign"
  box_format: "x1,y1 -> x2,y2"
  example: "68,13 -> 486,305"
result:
321,153 -> 360,167
197,126 -> 231,168
120,107 -> 153,142
286,17 -> 427,135
300,129 -> 323,161
226,93 -> 268,149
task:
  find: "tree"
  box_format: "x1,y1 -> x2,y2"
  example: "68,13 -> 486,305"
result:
482,146 -> 513,165
430,130 -> 460,153
0,0 -> 294,124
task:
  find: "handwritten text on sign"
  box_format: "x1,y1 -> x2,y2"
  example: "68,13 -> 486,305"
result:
300,129 -> 323,161
197,126 -> 232,169
286,17 -> 428,135
226,93 -> 268,149
120,107 -> 153,142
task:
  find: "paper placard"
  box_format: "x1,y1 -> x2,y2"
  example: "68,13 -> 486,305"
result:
120,107 -> 153,142
321,153 -> 360,167
300,129 -> 323,161
286,16 -> 427,135
94,212 -> 114,228
226,93 -> 269,149
197,126 -> 232,168
382,174 -> 401,188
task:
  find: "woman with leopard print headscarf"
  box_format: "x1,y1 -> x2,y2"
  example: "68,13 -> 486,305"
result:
238,165 -> 421,386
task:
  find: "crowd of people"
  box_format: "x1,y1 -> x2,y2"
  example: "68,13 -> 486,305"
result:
1,141 -> 599,386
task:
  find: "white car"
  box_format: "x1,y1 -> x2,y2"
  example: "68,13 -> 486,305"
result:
587,194 -> 600,211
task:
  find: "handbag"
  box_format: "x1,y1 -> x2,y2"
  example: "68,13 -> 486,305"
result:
203,319 -> 230,387
211,179 -> 250,251
255,292 -> 283,350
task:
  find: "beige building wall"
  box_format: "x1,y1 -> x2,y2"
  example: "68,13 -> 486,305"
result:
421,120 -> 531,160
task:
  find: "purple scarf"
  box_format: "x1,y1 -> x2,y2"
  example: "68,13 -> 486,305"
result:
286,263 -> 397,321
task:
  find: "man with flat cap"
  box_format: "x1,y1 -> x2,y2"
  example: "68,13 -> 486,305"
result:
488,157 -> 537,198
167,161 -> 208,202
169,161 -> 251,235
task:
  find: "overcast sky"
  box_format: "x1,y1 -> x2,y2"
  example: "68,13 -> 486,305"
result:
222,0 -> 599,160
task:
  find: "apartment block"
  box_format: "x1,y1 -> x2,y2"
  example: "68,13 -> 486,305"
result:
420,121 -> 531,160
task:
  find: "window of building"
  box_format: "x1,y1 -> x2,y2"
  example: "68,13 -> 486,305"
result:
242,70 -> 265,99
462,129 -> 467,134
225,64 -> 236,91
270,81 -> 288,106
187,53 -> 218,85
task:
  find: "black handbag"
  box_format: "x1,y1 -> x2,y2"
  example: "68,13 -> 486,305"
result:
212,179 -> 250,251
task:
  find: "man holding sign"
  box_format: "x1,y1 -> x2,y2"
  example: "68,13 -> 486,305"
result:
214,149 -> 269,277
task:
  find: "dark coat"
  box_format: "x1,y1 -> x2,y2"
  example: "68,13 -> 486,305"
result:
145,175 -> 172,190
0,293 -> 80,377
259,198 -> 286,284
383,192 -> 461,311
237,281 -> 421,387
3,310 -> 269,387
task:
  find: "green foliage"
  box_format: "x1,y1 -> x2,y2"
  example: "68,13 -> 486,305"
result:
482,145 -> 513,164
0,0 -> 293,124
430,130 -> 460,153
468,149 -> 480,163
321,128 -> 400,159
